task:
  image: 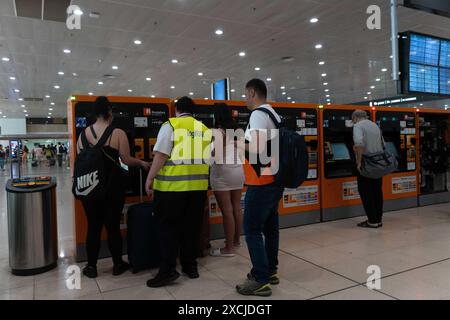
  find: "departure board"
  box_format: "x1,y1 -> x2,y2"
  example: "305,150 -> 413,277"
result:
400,32 -> 450,96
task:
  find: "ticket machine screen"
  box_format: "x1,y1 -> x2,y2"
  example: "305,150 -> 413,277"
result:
331,143 -> 351,160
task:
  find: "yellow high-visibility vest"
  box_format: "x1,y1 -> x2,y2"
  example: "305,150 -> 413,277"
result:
153,117 -> 211,192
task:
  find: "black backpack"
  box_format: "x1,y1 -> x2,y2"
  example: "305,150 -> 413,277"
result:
256,108 -> 309,189
72,125 -> 115,201
58,145 -> 64,154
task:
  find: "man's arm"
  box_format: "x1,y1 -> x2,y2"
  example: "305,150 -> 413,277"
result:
145,151 -> 169,197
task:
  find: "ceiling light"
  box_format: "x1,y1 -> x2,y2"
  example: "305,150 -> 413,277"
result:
54,85 -> 60,89
280,86 -> 286,90
215,29 -> 224,36
58,71 -> 64,75
146,77 -> 151,81
112,66 -> 118,70
242,94 -> 246,98
97,82 -> 103,85
134,40 -> 142,45
197,72 -> 203,76
18,98 -> 23,101
376,78 -> 381,82
2,116 -> 6,118
9,76 -> 16,80
204,97 -> 209,100
287,97 -> 292,100
230,89 -> 235,93
63,49 -> 71,54
21,105 -> 25,108
88,92 -> 93,95
370,86 -> 375,89
23,110 -> 27,113
49,108 -> 53,111
74,9 -> 83,15
151,95 -> 156,98
292,101 -> 296,104
50,102 -> 55,105
324,89 -> 329,92
14,89 -> 20,93
239,52 -> 246,57
48,113 -> 52,115
327,103 -> 331,105
2,57 -> 10,62
170,85 -> 175,89
310,17 -> 319,23
381,68 -> 388,72
25,114 -> 28,117
171,59 -> 178,64
282,92 -> 286,95
364,97 -> 368,100
327,99 -> 331,102
326,95 -> 330,98
47,116 -> 51,118
189,92 -> 194,96
321,73 -> 327,77
72,73 -> 78,77
315,44 -> 323,49
319,61 -> 325,65
367,92 -> 372,95
45,95 -> 50,98
323,82 -> 328,86
266,78 -> 272,82
254,67 -> 261,71
128,89 -> 133,92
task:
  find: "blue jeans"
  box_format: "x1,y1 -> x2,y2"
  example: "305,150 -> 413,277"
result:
0,159 -> 4,170
244,184 -> 284,284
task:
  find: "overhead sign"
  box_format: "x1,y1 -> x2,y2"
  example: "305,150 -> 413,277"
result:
403,0 -> 450,18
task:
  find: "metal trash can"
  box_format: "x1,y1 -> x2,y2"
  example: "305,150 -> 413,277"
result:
5,177 -> 58,275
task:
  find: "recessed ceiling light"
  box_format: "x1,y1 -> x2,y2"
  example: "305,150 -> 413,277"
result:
287,97 -> 292,100
310,17 -> 319,23
47,116 -> 51,118
197,72 -> 204,76
321,73 -> 327,77
204,97 -> 209,100
291,101 -> 296,104
14,89 -> 20,92
112,65 -> 118,70
45,95 -> 50,98
280,86 -> 286,90
63,49 -> 71,54
327,99 -> 331,102
367,92 -> 372,95
48,113 -> 52,115
58,71 -> 64,75
25,114 -> 28,117
128,89 -> 133,92
282,92 -> 286,95
72,73 -> 78,77
230,89 -> 235,93
370,86 -> 375,89
319,61 -> 325,65
381,68 -> 388,72
215,29 -> 224,36
364,97 -> 368,100
88,92 -> 93,95
376,78 -> 381,82
146,77 -> 151,81
54,85 -> 60,89
170,85 -> 175,89
74,9 -> 83,15
189,92 -> 194,96
21,104 -> 25,108
254,67 -> 261,71
49,108 -> 53,111
327,103 -> 331,105
2,115 -> 6,118
18,98 -> 23,101
239,51 -> 246,57
171,59 -> 178,64
97,82 -> 103,85
324,89 -> 329,92
242,94 -> 246,98
2,57 -> 10,62
315,44 -> 323,49
326,95 -> 330,98
134,39 -> 142,45
9,76 -> 16,80
266,78 -> 272,82
50,102 -> 55,105
323,82 -> 328,86
23,110 -> 27,113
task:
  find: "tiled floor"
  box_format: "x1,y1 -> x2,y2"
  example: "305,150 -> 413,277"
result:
1,164 -> 450,300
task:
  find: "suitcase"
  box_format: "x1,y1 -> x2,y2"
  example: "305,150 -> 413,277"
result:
127,201 -> 161,273
32,160 -> 38,167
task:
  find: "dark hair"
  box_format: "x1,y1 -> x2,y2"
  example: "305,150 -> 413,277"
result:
175,96 -> 194,114
246,78 -> 267,99
214,104 -> 236,130
95,96 -> 112,118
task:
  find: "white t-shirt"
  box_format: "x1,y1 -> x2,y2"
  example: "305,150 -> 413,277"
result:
245,104 -> 281,142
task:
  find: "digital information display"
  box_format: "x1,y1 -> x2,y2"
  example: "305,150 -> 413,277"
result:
212,78 -> 230,100
400,32 -> 450,96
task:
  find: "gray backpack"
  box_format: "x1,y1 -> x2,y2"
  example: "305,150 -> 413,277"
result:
360,135 -> 398,179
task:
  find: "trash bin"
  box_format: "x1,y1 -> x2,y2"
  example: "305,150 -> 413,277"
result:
5,177 -> 58,276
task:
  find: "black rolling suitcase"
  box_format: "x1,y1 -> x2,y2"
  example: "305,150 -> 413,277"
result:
127,170 -> 161,273
127,201 -> 161,273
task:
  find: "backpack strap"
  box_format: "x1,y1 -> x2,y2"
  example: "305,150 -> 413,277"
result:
80,129 -> 90,150
90,126 -> 98,139
95,125 -> 115,148
253,107 -> 282,129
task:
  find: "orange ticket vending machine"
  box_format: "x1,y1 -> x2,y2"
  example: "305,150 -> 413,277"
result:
374,107 -> 419,211
68,95 -> 170,262
272,103 -> 321,228
417,108 -> 450,206
319,105 -> 370,221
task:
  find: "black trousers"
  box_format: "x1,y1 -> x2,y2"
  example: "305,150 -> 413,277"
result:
82,193 -> 125,267
357,174 -> 383,224
154,190 -> 207,274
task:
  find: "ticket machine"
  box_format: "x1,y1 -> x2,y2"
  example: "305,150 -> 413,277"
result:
375,108 -> 419,211
320,105 -> 370,221
418,109 -> 450,206
68,95 -> 170,262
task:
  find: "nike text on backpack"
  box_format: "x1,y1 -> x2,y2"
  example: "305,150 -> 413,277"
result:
255,108 -> 309,189
72,125 -> 115,201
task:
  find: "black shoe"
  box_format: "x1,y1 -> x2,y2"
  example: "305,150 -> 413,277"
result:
147,271 -> 180,288
357,221 -> 381,229
113,261 -> 130,276
182,268 -> 200,279
83,265 -> 98,278
247,272 -> 280,285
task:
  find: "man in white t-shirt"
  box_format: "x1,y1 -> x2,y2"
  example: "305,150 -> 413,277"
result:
236,79 -> 284,297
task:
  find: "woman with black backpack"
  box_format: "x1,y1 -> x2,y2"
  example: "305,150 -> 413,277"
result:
76,96 -> 150,278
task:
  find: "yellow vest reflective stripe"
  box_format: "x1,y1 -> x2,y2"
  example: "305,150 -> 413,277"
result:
153,117 -> 211,192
